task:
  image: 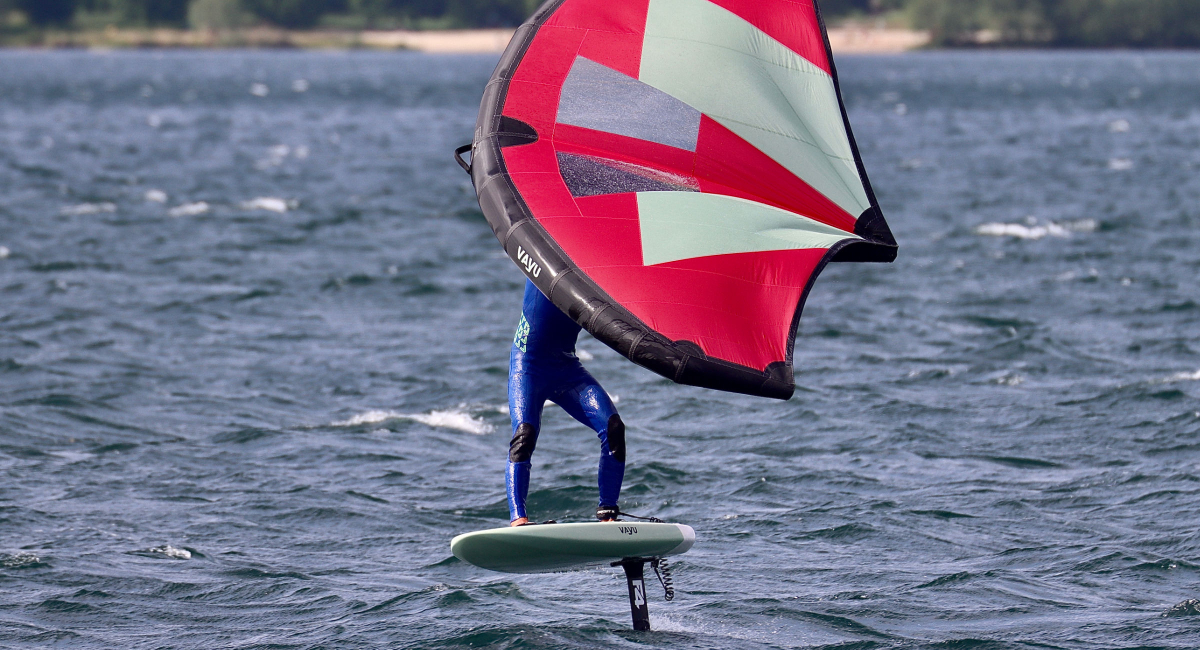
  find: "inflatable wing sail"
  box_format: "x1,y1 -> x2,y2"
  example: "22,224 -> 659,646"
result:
459,0 -> 897,400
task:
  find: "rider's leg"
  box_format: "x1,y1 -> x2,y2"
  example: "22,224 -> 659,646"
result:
507,369 -> 545,525
552,369 -> 624,519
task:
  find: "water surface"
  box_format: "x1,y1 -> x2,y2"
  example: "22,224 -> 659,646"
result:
1,50 -> 1199,649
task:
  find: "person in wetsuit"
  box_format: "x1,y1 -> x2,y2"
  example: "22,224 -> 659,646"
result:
507,279 -> 625,526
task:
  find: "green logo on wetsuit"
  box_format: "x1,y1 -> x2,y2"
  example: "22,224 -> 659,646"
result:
514,315 -> 530,353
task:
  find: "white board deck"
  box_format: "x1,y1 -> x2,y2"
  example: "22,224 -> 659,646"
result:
451,522 -> 695,574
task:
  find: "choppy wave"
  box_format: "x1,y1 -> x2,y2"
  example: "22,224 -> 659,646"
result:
167,201 -> 210,218
0,552 -> 44,569
60,202 -> 116,216
146,545 -> 191,560
1164,599 -> 1200,617
975,218 -> 1097,240
4,50 -> 1200,650
333,409 -> 494,435
240,197 -> 295,213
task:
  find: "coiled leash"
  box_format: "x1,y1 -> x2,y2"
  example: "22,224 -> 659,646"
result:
650,557 -> 674,601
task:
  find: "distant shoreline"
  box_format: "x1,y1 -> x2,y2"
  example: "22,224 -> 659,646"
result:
0,26 -> 931,54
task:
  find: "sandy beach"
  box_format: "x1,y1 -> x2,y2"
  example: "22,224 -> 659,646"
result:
365,26 -> 931,54
18,26 -> 929,54
827,26 -> 931,53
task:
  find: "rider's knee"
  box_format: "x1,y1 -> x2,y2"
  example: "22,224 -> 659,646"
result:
509,423 -> 538,463
605,414 -> 626,463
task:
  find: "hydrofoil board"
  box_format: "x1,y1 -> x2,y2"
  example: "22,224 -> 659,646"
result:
451,522 -> 695,574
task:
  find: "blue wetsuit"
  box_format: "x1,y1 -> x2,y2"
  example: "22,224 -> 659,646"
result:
507,280 -> 624,523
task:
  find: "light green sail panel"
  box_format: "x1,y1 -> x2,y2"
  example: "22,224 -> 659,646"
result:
638,192 -> 860,266
639,0 -> 871,219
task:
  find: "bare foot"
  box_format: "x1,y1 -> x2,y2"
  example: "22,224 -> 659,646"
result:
510,517 -> 529,527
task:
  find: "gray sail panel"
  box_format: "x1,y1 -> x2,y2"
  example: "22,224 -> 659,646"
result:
557,152 -> 698,198
556,57 -> 701,152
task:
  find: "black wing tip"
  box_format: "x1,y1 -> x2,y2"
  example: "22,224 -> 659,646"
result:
631,340 -> 795,401
675,355 -> 795,400
832,206 -> 898,263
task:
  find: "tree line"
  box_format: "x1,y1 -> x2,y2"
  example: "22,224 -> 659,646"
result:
0,0 -> 543,29
908,0 -> 1200,47
2,0 -> 1198,47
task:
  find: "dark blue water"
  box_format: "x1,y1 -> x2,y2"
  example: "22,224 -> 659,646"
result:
1,49 -> 1199,649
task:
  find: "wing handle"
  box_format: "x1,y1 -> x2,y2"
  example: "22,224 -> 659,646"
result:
454,144 -> 473,175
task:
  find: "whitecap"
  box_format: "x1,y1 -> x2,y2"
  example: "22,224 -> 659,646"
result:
256,145 -> 294,169
335,410 -> 405,426
1063,218 -> 1097,233
1167,370 -> 1200,382
149,545 -> 191,560
1108,158 -> 1134,171
292,79 -> 309,93
975,218 -> 1094,241
410,410 -> 494,434
975,222 -> 1068,240
0,246 -> 9,260
1108,119 -> 1131,133
168,202 -> 209,218
61,202 -> 116,216
333,409 -> 494,435
145,189 -> 168,203
241,197 -> 290,213
250,83 -> 269,97
577,349 -> 595,361
1,552 -> 40,568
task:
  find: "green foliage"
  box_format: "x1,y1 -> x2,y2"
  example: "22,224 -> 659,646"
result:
908,0 -> 1048,44
818,0 -> 872,17
908,0 -> 1200,47
18,0 -> 75,25
188,0 -> 253,28
442,0 -> 539,27
241,0 -> 342,28
0,0 -> 26,28
1046,0 -> 1200,47
72,0 -> 189,26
